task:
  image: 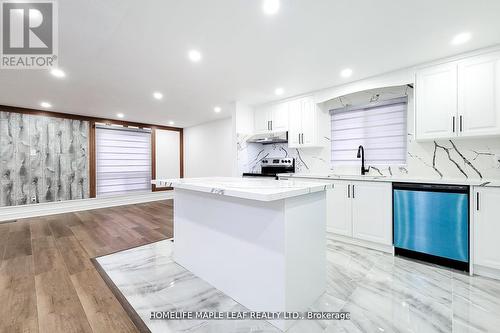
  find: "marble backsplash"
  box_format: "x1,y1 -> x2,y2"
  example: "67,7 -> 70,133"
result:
0,111 -> 89,207
237,133 -> 331,174
237,133 -> 500,181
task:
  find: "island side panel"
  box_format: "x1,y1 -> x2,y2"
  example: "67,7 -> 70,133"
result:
173,188 -> 287,312
284,191 -> 326,311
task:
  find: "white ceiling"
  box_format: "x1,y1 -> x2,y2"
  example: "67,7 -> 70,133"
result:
1,0 -> 500,128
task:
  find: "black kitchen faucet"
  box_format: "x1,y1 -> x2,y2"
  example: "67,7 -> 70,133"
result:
357,145 -> 370,175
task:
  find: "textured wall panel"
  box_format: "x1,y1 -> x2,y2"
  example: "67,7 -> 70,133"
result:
0,111 -> 89,207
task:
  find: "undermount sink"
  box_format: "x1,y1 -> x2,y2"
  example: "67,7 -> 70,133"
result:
328,174 -> 386,180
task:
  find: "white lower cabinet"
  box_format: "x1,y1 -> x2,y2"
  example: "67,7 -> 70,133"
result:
327,180 -> 392,247
350,181 -> 392,245
474,187 -> 500,270
327,181 -> 352,237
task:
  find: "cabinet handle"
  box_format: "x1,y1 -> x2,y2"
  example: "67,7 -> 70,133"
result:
347,184 -> 350,198
352,184 -> 355,198
298,133 -> 301,144
452,116 -> 455,133
477,192 -> 480,211
270,121 -> 273,131
460,116 -> 463,132
301,133 -> 304,144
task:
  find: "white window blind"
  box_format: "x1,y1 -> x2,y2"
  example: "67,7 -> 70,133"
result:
330,97 -> 407,165
96,125 -> 152,197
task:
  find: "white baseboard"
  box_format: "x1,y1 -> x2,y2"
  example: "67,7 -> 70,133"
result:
327,232 -> 394,254
473,264 -> 500,281
0,191 -> 174,222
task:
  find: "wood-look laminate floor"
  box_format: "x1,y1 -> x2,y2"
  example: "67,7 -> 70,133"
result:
0,200 -> 173,333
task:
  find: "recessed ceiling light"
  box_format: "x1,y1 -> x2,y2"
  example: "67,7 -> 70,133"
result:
188,49 -> 202,62
40,102 -> 52,108
50,68 -> 66,78
116,113 -> 124,119
451,32 -> 472,45
169,121 -> 175,125
153,91 -> 163,100
340,68 -> 353,78
262,0 -> 280,15
275,87 -> 284,96
214,106 -> 222,113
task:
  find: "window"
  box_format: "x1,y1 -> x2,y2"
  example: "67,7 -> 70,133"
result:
95,125 -> 152,196
330,97 -> 407,165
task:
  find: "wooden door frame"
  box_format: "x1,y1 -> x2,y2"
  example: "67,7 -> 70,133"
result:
151,127 -> 184,192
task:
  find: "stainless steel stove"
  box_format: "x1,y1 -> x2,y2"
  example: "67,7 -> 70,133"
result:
242,157 -> 295,179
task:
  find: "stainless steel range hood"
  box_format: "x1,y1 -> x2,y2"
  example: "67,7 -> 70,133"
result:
246,131 -> 288,144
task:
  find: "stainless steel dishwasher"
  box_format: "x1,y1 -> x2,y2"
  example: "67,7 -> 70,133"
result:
393,182 -> 470,271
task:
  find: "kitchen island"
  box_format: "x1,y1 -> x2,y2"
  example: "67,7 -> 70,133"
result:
151,177 -> 332,331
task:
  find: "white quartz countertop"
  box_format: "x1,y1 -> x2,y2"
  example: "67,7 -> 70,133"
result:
277,173 -> 500,187
152,177 -> 333,201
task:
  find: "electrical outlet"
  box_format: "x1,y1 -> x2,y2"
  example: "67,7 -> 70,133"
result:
31,196 -> 37,203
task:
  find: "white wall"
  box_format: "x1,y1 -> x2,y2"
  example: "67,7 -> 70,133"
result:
155,129 -> 180,188
184,118 -> 233,177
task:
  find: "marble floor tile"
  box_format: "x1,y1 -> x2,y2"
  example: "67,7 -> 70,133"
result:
96,237 -> 500,333
338,275 -> 453,333
325,239 -> 381,301
450,273 -> 500,332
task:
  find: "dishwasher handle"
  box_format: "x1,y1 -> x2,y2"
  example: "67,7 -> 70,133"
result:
476,192 -> 480,211
392,182 -> 469,194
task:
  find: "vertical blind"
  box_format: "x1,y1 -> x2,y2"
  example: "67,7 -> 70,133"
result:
330,97 -> 407,165
96,125 -> 152,197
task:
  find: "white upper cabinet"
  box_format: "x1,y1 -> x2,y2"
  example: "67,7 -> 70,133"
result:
254,106 -> 271,133
474,187 -> 500,270
253,96 -> 318,147
271,102 -> 289,132
416,62 -> 458,140
416,50 -> 500,140
288,97 -> 319,148
288,99 -> 302,146
301,98 -> 318,146
458,52 -> 500,137
254,102 -> 288,134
